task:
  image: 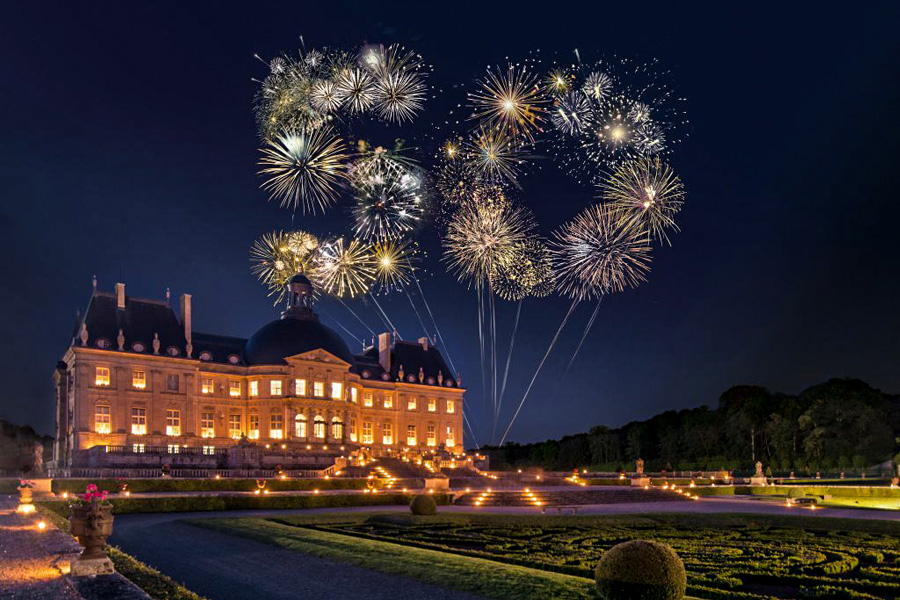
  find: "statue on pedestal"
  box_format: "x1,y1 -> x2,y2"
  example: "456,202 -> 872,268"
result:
636,458 -> 645,475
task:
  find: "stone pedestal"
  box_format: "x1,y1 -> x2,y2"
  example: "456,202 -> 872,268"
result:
749,475 -> 767,486
631,476 -> 651,487
70,556 -> 115,577
424,476 -> 449,491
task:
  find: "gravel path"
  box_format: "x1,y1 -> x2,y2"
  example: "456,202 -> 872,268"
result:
110,512 -> 485,600
0,497 -> 81,600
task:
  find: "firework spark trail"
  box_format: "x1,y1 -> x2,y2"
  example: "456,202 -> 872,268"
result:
476,286 -> 488,419
499,299 -> 579,446
409,268 -> 460,378
489,289 -> 499,442
404,287 -> 431,342
496,299 -> 522,430
563,296 -> 604,377
369,292 -> 401,339
336,297 -> 376,338
463,411 -> 481,450
317,305 -> 364,346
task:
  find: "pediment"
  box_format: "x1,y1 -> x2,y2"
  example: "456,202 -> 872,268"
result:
286,349 -> 352,367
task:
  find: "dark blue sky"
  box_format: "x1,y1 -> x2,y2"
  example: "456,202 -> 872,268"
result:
1,2 -> 898,444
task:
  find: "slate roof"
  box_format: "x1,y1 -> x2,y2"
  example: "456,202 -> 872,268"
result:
74,292 -> 187,356
72,291 -> 461,386
352,340 -> 459,388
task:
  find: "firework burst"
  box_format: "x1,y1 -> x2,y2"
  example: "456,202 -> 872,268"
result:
463,126 -> 526,185
250,230 -> 321,303
468,64 -> 547,141
371,239 -> 417,293
581,71 -> 614,101
551,203 -> 652,300
334,67 -> 377,114
551,92 -> 592,136
351,163 -> 424,241
601,157 -> 684,245
581,95 -> 666,168
443,197 -> 534,287
313,237 -> 375,298
490,239 -> 555,301
258,126 -> 350,214
254,57 -> 328,138
309,79 -> 344,113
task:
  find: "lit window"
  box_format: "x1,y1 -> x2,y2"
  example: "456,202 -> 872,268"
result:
248,413 -> 259,439
270,413 -> 283,439
407,424 -> 417,446
383,395 -> 393,409
167,444 -> 180,454
332,417 -> 343,440
131,408 -> 146,435
94,405 -> 111,434
407,397 -> 417,410
313,416 -> 325,439
361,421 -> 373,445
350,387 -> 358,403
428,398 -> 437,412
201,378 -> 214,394
229,414 -> 241,439
249,380 -> 259,397
200,412 -> 214,438
349,418 -> 357,442
166,374 -> 179,392
202,445 -> 215,455
132,370 -> 146,389
132,443 -> 145,453
382,422 -> 393,445
363,393 -> 373,408
446,425 -> 455,447
331,382 -> 343,400
270,380 -> 282,396
295,379 -> 307,396
446,400 -> 455,414
95,367 -> 110,386
166,409 -> 181,436
314,381 -> 324,397
229,381 -> 241,397
295,414 -> 307,438
426,423 -> 436,447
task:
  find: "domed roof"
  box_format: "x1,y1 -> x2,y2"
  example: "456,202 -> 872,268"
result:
243,317 -> 354,366
289,273 -> 312,285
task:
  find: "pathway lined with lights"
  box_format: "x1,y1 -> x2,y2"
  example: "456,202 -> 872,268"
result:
0,498 -> 80,599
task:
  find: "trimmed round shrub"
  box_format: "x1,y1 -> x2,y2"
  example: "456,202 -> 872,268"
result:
595,540 -> 686,600
409,494 -> 437,516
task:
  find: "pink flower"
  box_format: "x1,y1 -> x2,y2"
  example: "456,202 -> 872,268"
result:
86,483 -> 98,492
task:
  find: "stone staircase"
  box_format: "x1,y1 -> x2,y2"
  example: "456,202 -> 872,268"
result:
455,487 -> 691,508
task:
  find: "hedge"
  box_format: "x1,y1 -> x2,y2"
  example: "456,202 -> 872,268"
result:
39,492 -> 453,516
741,486 -> 900,499
51,477 -> 398,494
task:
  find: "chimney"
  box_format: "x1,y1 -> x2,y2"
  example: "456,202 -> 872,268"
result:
115,282 -> 125,309
418,336 -> 429,351
180,294 -> 192,346
377,332 -> 391,372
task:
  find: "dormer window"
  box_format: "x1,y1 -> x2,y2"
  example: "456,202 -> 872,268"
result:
199,351 -> 212,361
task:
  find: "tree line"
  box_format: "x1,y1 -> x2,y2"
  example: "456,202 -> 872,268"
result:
483,378 -> 900,474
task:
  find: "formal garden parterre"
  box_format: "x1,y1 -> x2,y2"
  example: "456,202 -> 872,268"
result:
251,512 -> 900,599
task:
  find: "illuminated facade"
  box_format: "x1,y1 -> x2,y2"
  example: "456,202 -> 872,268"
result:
52,276 -> 464,469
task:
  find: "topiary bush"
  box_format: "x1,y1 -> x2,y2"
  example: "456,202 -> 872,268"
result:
595,540 -> 686,600
409,493 -> 437,516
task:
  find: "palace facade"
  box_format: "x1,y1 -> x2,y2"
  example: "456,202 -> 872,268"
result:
51,275 -> 464,471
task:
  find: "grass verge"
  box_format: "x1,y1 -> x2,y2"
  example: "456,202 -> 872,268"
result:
189,516 -> 604,600
37,503 -> 205,600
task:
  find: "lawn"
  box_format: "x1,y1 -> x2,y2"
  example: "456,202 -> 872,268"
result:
194,512 -> 900,600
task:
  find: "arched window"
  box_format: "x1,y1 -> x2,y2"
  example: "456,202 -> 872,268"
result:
295,414 -> 307,438
331,417 -> 343,440
313,416 -> 325,439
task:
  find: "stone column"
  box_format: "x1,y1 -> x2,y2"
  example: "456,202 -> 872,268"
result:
183,373 -> 195,437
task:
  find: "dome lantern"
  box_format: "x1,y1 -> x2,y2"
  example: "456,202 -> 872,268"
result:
283,274 -> 315,320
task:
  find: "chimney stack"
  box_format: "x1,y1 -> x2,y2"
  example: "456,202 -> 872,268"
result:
378,332 -> 392,372
180,294 -> 192,347
418,336 -> 429,351
115,283 -> 125,309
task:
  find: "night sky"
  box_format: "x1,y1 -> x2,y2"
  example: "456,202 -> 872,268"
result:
2,2 -> 898,444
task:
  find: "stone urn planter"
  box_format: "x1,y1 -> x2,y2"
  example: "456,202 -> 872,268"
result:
69,487 -> 115,576
16,481 -> 35,514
